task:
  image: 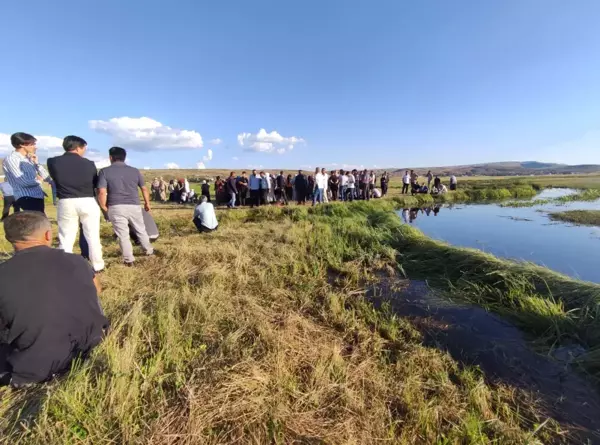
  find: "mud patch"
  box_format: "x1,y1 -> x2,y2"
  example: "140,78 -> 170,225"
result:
368,280 -> 600,443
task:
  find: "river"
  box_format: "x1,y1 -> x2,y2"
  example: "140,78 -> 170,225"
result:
398,189 -> 600,283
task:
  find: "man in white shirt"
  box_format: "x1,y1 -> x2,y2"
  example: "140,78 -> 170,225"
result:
193,196 -> 218,233
313,167 -> 326,206
402,170 -> 411,195
2,132 -> 52,213
346,171 -> 356,202
322,168 -> 330,203
450,175 -> 458,191
0,180 -> 16,220
340,170 -> 348,201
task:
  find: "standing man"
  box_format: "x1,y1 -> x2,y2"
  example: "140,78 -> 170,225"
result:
249,169 -> 261,207
0,180 -> 16,220
313,167 -> 325,206
97,147 -> 153,266
2,132 -> 52,213
276,171 -> 287,205
237,171 -> 249,206
322,168 -> 330,203
450,174 -> 458,191
339,170 -> 348,201
47,135 -> 105,272
295,170 -> 308,205
426,170 -> 433,188
402,170 -> 410,194
380,172 -> 389,196
346,170 -> 356,201
226,171 -> 238,209
329,170 -> 339,201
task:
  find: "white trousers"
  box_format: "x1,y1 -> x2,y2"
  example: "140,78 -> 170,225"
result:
57,197 -> 105,271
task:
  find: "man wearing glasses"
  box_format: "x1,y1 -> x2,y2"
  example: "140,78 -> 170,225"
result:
2,132 -> 52,213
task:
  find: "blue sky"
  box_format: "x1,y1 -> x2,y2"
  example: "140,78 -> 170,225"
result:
1,0 -> 599,170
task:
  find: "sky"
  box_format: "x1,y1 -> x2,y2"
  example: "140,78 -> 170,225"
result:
1,0 -> 600,170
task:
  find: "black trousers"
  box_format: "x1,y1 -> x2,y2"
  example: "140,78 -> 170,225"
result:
238,188 -> 247,206
275,189 -> 288,204
2,196 -> 17,220
250,189 -> 261,207
401,184 -> 409,194
193,217 -> 217,233
16,197 -> 45,214
382,184 -> 388,196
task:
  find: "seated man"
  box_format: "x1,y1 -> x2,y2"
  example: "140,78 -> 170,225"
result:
193,196 -> 218,233
0,212 -> 108,387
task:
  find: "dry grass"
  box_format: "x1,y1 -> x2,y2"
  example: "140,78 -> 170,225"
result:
0,202 -> 579,444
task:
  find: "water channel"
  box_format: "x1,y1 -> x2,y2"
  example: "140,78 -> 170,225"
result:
398,188 -> 600,283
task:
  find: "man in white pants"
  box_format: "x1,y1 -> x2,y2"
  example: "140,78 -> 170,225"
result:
97,147 -> 153,266
48,136 -> 105,272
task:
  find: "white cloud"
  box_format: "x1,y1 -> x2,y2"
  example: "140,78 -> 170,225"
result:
89,117 -> 203,151
0,133 -> 63,155
94,159 -> 111,169
209,138 -> 222,145
196,162 -> 206,169
237,129 -> 304,154
165,162 -> 179,169
247,164 -> 264,169
232,156 -> 239,161
203,148 -> 213,162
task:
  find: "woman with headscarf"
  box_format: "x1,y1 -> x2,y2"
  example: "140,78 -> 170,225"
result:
158,177 -> 167,202
294,170 -> 308,205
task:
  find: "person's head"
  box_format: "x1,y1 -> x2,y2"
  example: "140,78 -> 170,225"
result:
252,169 -> 257,176
11,132 -> 37,155
410,170 -> 414,174
405,170 -> 408,174
315,167 -> 320,174
201,196 -> 208,204
109,146 -> 127,163
298,169 -> 302,175
202,180 -> 207,184
242,170 -> 247,177
230,171 -> 235,177
260,171 -> 265,177
428,170 -> 431,174
62,135 -> 87,155
216,175 -> 221,180
287,174 -> 292,179
3,211 -> 52,251
331,170 -> 335,175
321,168 -> 326,174
280,170 -> 284,175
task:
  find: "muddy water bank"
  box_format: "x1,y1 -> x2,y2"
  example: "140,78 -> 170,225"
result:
368,280 -> 600,443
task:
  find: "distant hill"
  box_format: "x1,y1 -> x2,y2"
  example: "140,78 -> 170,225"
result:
390,161 -> 600,177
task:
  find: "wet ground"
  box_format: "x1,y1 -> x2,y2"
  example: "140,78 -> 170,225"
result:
368,280 -> 600,443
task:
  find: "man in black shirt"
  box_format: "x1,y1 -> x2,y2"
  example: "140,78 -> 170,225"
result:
0,212 -> 108,387
48,135 -> 105,272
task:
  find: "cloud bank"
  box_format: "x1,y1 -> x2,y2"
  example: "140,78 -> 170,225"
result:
89,117 -> 204,151
237,129 -> 304,154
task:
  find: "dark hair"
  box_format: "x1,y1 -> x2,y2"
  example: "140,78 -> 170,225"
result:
3,211 -> 51,243
11,132 -> 37,149
109,146 -> 127,161
63,135 -> 87,152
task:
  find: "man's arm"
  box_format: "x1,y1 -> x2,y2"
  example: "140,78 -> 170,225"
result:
137,171 -> 151,212
93,275 -> 102,295
98,188 -> 108,212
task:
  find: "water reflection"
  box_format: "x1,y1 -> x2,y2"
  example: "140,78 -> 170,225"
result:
398,195 -> 600,283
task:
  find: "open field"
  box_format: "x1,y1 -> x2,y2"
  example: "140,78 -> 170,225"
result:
3,194 -> 600,443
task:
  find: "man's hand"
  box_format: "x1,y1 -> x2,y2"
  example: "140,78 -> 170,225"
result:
144,203 -> 151,212
29,154 -> 39,164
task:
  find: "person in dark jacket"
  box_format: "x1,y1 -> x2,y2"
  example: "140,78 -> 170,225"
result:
0,212 -> 108,387
236,171 -> 249,206
295,170 -> 308,205
200,180 -> 211,202
275,171 -> 287,205
226,171 -> 238,209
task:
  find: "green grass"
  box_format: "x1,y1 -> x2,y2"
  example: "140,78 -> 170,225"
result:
549,210 -> 600,227
0,201 -> 575,443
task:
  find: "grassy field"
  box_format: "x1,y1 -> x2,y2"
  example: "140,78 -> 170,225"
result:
549,210 -> 600,227
3,197 -> 600,443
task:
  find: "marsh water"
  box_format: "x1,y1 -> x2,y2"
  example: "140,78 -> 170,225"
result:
398,189 -> 600,283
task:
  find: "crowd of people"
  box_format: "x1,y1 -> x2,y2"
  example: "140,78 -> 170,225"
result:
0,130 -> 458,388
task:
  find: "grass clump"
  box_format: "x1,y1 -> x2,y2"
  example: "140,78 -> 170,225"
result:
549,210 -> 600,227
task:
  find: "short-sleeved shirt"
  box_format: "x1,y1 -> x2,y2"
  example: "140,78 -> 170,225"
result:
193,202 -> 218,229
48,152 -> 98,199
0,246 -> 108,384
97,162 -> 144,206
0,182 -> 13,196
